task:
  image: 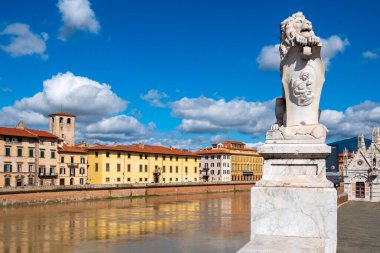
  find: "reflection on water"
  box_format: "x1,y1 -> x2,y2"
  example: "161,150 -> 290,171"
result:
0,192 -> 250,253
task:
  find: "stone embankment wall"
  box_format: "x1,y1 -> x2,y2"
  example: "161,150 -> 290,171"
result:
0,182 -> 254,206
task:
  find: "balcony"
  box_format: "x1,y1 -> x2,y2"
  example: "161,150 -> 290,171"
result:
69,163 -> 79,168
39,172 -> 58,178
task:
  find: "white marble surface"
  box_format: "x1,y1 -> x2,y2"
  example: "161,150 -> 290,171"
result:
250,186 -> 337,252
237,235 -> 324,253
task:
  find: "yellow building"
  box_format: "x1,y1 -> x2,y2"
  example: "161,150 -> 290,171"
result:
87,143 -> 199,184
0,121 -> 59,187
57,144 -> 88,185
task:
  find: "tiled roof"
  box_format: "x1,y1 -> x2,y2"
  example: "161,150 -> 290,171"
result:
196,148 -> 231,155
49,112 -> 76,117
86,144 -> 199,157
0,127 -> 58,139
60,144 -> 88,154
28,129 -> 59,139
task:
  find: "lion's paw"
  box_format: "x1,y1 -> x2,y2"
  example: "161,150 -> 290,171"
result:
295,35 -> 307,46
308,36 -> 320,45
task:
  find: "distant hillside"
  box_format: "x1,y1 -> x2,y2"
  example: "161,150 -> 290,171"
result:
328,137 -> 371,153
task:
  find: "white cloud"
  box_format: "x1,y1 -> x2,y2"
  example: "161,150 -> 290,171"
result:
256,44 -> 280,71
321,100 -> 380,140
362,50 -> 379,60
1,87 -> 12,93
84,115 -> 156,141
257,35 -> 348,71
169,97 -> 275,137
141,89 -> 169,107
0,71 -> 127,127
320,35 -> 349,67
0,23 -> 48,59
58,0 -> 100,40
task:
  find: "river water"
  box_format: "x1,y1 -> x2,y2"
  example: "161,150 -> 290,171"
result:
0,192 -> 250,253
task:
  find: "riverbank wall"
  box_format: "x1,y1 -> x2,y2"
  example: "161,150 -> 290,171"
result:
0,181 -> 254,206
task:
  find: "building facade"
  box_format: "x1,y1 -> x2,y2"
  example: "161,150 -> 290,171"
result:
0,121 -> 59,187
197,149 -> 231,182
344,127 -> 380,202
57,145 -> 88,185
197,141 -> 263,182
87,143 -> 199,184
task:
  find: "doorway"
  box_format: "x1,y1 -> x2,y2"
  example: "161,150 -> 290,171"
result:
355,182 -> 365,198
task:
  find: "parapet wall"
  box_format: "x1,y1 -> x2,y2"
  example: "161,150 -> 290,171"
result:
0,182 -> 254,206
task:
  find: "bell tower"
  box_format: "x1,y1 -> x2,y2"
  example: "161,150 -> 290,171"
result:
49,112 -> 76,146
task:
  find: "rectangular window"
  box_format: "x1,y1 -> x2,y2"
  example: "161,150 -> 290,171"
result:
117,178 -> 121,182
5,147 -> 10,156
145,154 -> 148,160
51,141 -> 55,146
145,165 -> 148,172
170,166 -> 172,173
176,178 -> 178,182
176,166 -> 178,173
139,165 -> 143,172
117,164 -> 121,172
170,156 -> 172,161
4,164 -> 12,173
194,167 -> 197,173
211,155 -> 214,159
17,148 -> 22,157
105,178 -> 110,182
51,151 -> 55,159
17,164 -> 22,172
127,164 -> 131,172
29,149 -> 34,158
176,157 -> 178,161
127,153 -> 131,158
70,167 -> 75,176
140,154 -> 143,159
80,157 -> 85,164
50,167 -> 55,176
29,139 -> 34,144
185,166 -> 188,173
39,140 -> 44,145
79,168 -> 85,174
95,163 -> 98,172
117,152 -> 121,158
163,166 -> 166,173
70,156 -> 74,163
185,157 -> 188,162
29,164 -> 33,173
60,167 -> 65,174
39,167 -> 45,176
145,178 -> 148,182
127,178 -> 131,182
205,156 -> 208,160
61,156 -> 64,163
40,150 -> 45,158
106,163 -> 110,172
95,152 -> 98,157
139,178 -> 142,182
106,152 -> 110,157
163,156 -> 166,161
155,155 -> 158,160
80,178 -> 84,185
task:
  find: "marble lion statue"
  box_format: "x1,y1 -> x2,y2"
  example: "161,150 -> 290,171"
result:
279,12 -> 320,61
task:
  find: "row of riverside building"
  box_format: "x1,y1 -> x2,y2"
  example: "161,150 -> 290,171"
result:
0,112 -> 263,187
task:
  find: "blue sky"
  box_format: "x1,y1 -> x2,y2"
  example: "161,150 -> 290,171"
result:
0,0 -> 379,150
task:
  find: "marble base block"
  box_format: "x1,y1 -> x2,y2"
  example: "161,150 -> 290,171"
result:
239,186 -> 337,253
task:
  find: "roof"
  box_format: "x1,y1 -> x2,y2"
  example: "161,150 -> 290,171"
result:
0,127 -> 58,139
86,144 -> 199,157
223,140 -> 245,144
196,148 -> 231,155
49,112 -> 76,117
60,144 -> 88,154
27,129 -> 59,139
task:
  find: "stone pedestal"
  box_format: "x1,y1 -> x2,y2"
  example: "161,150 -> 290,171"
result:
237,143 -> 337,253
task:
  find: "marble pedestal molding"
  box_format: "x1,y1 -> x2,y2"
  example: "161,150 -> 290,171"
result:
237,143 -> 337,253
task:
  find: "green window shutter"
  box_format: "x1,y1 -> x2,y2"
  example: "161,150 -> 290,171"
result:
29,149 -> 34,157
5,148 -> 10,156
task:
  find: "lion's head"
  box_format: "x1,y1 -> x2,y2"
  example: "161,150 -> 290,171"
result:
279,12 -> 319,60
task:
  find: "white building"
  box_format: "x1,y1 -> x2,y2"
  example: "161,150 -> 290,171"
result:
196,149 -> 231,182
343,127 -> 380,202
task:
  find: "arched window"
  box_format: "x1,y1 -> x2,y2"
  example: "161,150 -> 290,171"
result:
59,117 -> 63,123
67,118 -> 71,124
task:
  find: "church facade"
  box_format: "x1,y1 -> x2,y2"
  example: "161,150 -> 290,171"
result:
343,127 -> 380,202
